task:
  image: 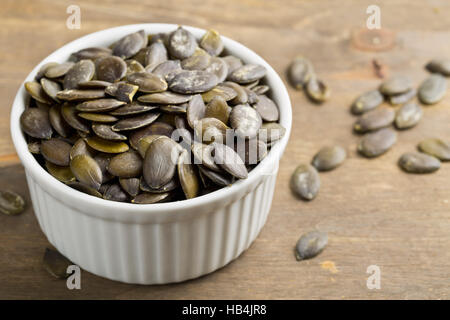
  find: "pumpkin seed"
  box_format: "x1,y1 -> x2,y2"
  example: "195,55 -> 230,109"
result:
305,76 -> 330,103
103,183 -> 129,202
70,138 -> 95,160
202,85 -> 237,103
136,135 -> 164,157
213,143 -> 248,179
222,55 -> 243,76
200,29 -> 224,56
295,231 -> 328,261
379,75 -> 413,96
353,107 -> 395,133
153,60 -> 182,79
425,59 -> 450,76
144,41 -> 168,72
110,101 -> 158,116
78,112 -> 118,123
126,59 -> 145,75
132,192 -> 171,204
191,142 -> 221,171
95,56 -> 127,82
67,181 -> 102,198
78,80 -> 112,89
143,136 -> 181,189
252,85 -> 270,95
107,150 -> 142,178
111,111 -> 161,131
127,72 -> 168,93
290,164 -> 320,200
351,90 -> 384,114
84,136 -> 129,153
253,95 -> 279,122
178,149 -> 200,199
235,139 -> 267,165
92,123 -> 127,141
168,26 -> 198,60
35,62 -> 59,81
398,152 -> 440,174
205,96 -> 230,124
388,88 -> 417,105
129,121 -> 174,149
40,78 -> 61,102
28,141 -> 41,154
0,190 -> 25,215
94,153 -> 114,183
187,94 -> 206,128
229,64 -> 266,84
198,166 -> 233,186
56,89 -> 106,101
223,81 -> 248,105
113,30 -> 146,59
24,81 -> 52,104
418,138 -> 450,161
45,161 -> 75,183
194,117 -> 229,144
160,103 -> 188,114
48,107 -> 73,141
70,154 -> 103,190
181,48 -> 211,70
140,176 -> 179,193
358,128 -> 397,158
230,104 -> 262,139
418,74 -> 447,105
288,56 -> 314,90
105,82 -> 139,103
119,177 -> 140,197
63,59 -> 95,89
76,98 -> 126,112
45,62 -> 75,78
204,57 -> 228,83
61,103 -> 90,133
72,47 -> 112,61
138,91 -> 192,104
312,146 -> 346,171
43,247 -> 72,279
395,102 -> 422,129
169,70 -> 219,94
20,108 -> 53,139
41,138 -> 72,166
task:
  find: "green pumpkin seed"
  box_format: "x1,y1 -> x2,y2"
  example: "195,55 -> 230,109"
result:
70,138 -> 96,160
418,74 -> 447,105
24,81 -> 52,104
78,80 -> 112,89
200,29 -> 224,56
138,91 -> 192,104
143,136 -> 181,189
110,101 -> 158,116
351,90 -> 383,114
20,108 -> 53,139
105,82 -> 139,103
45,161 -> 75,183
181,48 -> 211,70
358,128 -> 397,158
187,94 -> 206,128
0,190 -> 25,215
95,56 -> 127,82
92,123 -> 127,141
113,30 -> 146,59
84,136 -> 129,153
153,60 -> 182,79
136,135 -> 164,157
388,88 -> 417,105
45,62 -> 75,78
295,231 -> 328,261
312,146 -> 346,171
63,59 -> 95,89
222,55 -> 243,76
40,78 -> 61,102
67,181 -> 102,197
253,95 -> 279,122
425,59 -> 450,76
160,103 -> 188,114
56,89 -> 106,101
43,247 -> 73,279
132,192 -> 171,204
288,56 -> 314,90
418,138 -> 450,161
169,70 -> 219,94
129,121 -> 174,149
205,96 -> 230,124
144,41 -> 168,71
230,104 -> 262,139
198,166 -> 232,186
70,154 -> 103,190
103,183 -> 129,202
119,177 -> 140,197
202,85 -> 237,103
178,149 -> 200,199
126,59 -> 145,75
229,64 -> 266,84
107,150 -> 142,178
395,102 -> 422,129
78,112 -> 118,123
194,117 -> 229,144
61,103 -> 90,133
353,107 -> 395,133
379,75 -> 413,96
41,138 -> 72,166
127,72 -> 168,93
213,143 -> 248,179
76,98 -> 126,112
204,57 -> 228,83
305,76 -> 330,103
168,27 -> 198,60
398,152 -> 440,174
290,164 -> 320,200
72,47 -> 112,61
111,111 -> 161,131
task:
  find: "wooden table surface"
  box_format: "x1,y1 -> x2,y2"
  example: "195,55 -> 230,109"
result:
1,0 -> 450,299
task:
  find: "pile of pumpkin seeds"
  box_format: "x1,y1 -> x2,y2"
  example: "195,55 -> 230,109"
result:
20,27 -> 286,204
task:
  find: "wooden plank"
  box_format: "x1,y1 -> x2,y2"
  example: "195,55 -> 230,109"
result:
0,0 -> 449,299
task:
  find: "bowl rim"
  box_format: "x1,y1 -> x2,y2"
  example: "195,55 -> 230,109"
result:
10,23 -> 292,220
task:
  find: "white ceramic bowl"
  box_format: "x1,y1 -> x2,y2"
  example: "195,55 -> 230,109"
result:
10,24 -> 292,284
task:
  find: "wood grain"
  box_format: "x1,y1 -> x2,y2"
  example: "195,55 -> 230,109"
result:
0,0 -> 449,299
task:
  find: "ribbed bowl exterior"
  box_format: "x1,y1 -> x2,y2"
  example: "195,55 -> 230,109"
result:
25,162 -> 278,284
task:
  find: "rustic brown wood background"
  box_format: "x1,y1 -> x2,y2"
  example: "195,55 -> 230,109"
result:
1,0 -> 449,299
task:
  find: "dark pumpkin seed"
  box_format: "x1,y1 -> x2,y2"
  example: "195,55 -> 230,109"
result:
78,112 -> 118,123
63,59 -> 95,89
113,30 -> 146,59
153,60 -> 182,79
136,135 -> 164,158
358,128 -> 397,158
351,90 -> 384,114
28,141 -> 41,154
56,89 -> 106,101
72,47 -> 112,61
253,95 -> 279,122
0,190 -> 25,215
295,231 -> 328,261
418,74 -> 447,105
198,166 -> 233,187
129,121 -> 174,149
45,161 -> 75,183
178,149 -> 200,199
84,136 -> 129,153
388,88 -> 417,105
160,103 -> 188,114
35,62 -> 59,81
305,76 -> 330,103
94,153 -> 114,183
213,143 -> 248,179
425,59 -> 450,76
70,138 -> 96,160
202,85 -> 237,103
194,117 -> 229,144
181,48 -> 211,70
230,104 -> 262,139
132,192 -> 171,204
43,247 -> 72,279
20,108 -> 53,139
138,91 -> 192,104
229,64 -> 266,84
200,29 -> 224,56
103,183 -> 129,202
288,56 -> 314,90
76,98 -> 126,112
140,176 -> 179,193
126,59 -> 145,75
119,177 -> 140,197
191,142 -> 221,171
110,101 -> 158,116
354,107 -> 395,133
418,138 -> 450,161
95,56 -> 127,82
41,138 -> 72,166
379,75 -> 413,96
70,154 -> 103,190
290,164 -> 320,200
40,78 -> 61,102
169,70 -> 219,94
395,102 -> 422,129
187,94 -> 206,128
252,85 -> 270,95
111,111 -> 161,131
107,150 -> 142,178
105,82 -> 139,103
92,123 -> 127,141
61,103 -> 90,133
66,181 -> 102,198
205,96 -> 230,124
144,41 -> 168,71
223,81 -> 248,105
127,72 -> 168,93
312,146 -> 346,171
168,27 -> 198,60
78,80 -> 112,89
45,62 -> 75,78
24,81 -> 52,104
398,152 -> 440,174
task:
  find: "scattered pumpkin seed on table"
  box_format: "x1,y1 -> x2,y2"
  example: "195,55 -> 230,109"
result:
295,231 -> 328,261
0,190 -> 25,215
398,152 -> 441,174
